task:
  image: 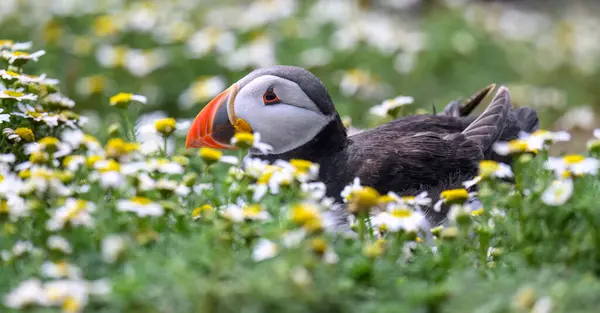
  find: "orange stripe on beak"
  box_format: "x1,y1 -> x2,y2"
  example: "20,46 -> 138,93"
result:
185,86 -> 238,149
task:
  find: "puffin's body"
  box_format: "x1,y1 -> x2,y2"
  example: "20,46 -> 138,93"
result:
186,66 -> 539,224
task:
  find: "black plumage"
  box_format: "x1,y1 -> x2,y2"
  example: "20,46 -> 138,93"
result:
249,67 -> 539,225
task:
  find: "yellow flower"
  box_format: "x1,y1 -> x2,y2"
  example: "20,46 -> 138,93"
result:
38,136 -> 60,153
155,118 -> 177,136
290,203 -> 320,225
62,296 -> 82,313
105,138 -> 139,159
109,92 -> 147,108
348,187 -> 380,213
192,204 -> 214,220
15,127 -> 35,142
363,239 -> 386,259
563,154 -> 585,165
390,207 -> 413,218
86,155 -> 104,168
290,159 -> 314,174
471,208 -> 485,216
479,160 -> 500,178
440,188 -> 469,204
199,147 -> 222,164
93,15 -> 117,37
377,194 -> 395,205
232,132 -> 254,149
96,159 -> 121,172
310,238 -> 328,256
29,151 -> 49,164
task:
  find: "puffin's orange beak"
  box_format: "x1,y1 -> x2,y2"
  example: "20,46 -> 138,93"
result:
186,84 -> 239,149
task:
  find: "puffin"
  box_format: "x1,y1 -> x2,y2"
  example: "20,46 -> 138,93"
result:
185,66 -> 539,224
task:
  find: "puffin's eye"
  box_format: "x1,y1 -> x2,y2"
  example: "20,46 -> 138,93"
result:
263,87 -> 280,105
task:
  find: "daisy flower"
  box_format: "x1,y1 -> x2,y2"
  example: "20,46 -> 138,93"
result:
252,238 -> 278,262
92,159 -> 123,189
147,158 -> 184,174
101,235 -> 126,263
3,127 -> 35,143
1,49 -> 46,64
41,261 -> 82,279
0,89 -> 37,101
4,279 -> 46,309
371,206 -> 428,233
109,92 -> 147,108
199,147 -> 239,165
541,178 -> 573,206
479,160 -> 514,179
22,167 -> 71,197
47,235 -> 73,254
117,197 -> 164,217
545,154 -> 599,177
42,93 -> 76,109
0,40 -> 33,51
0,108 -> 10,124
46,198 -> 96,231
231,132 -> 273,154
369,95 -> 414,117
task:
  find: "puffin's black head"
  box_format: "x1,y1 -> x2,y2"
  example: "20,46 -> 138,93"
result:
186,65 -> 345,155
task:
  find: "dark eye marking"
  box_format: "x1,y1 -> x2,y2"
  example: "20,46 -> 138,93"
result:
263,86 -> 280,105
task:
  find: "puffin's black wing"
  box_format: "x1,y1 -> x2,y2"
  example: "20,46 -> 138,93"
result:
459,86 -> 511,155
442,83 -> 496,117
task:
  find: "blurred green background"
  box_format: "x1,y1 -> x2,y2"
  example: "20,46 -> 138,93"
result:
2,0 -> 600,150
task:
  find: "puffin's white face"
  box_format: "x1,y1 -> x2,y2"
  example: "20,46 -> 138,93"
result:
186,74 -> 334,155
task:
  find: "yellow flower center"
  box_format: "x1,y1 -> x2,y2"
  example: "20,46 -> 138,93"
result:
350,187 -> 380,208
290,203 -> 320,225
257,169 -> 275,184
14,127 -> 35,142
391,208 -> 413,218
86,75 -> 107,93
508,140 -> 528,153
0,199 -> 8,214
173,155 -> 190,166
3,90 -> 24,97
471,208 -> 485,216
0,40 -> 14,46
377,195 -> 395,205
243,204 -> 264,218
98,159 -> 121,172
12,51 -> 29,57
18,169 -> 31,179
310,238 -> 328,255
199,147 -> 222,163
109,92 -> 133,106
83,134 -> 100,146
39,136 -> 60,149
290,159 -> 313,173
440,188 -> 469,203
479,160 -> 500,178
131,196 -> 152,205
105,138 -> 139,158
68,200 -> 89,218
93,15 -> 117,37
29,151 -> 49,164
563,154 -> 585,165
62,296 -> 81,313
233,131 -> 254,149
5,70 -> 19,77
154,118 -> 177,136
192,204 -> 214,218
86,155 -> 104,168
31,168 -> 54,180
